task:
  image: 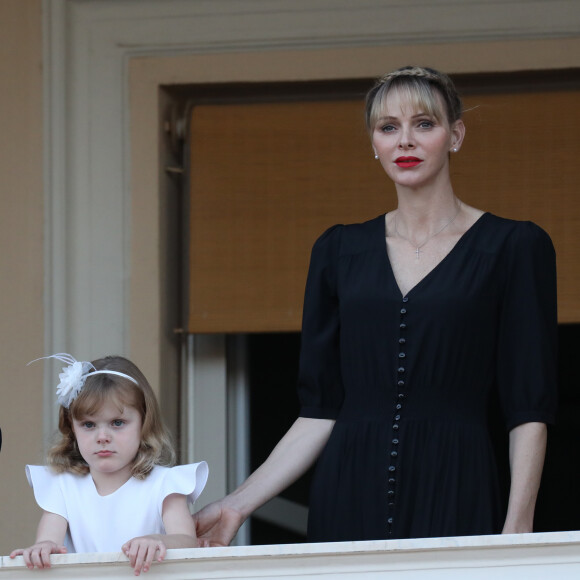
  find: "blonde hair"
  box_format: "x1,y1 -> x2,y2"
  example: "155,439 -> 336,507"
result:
365,66 -> 463,134
47,355 -> 175,479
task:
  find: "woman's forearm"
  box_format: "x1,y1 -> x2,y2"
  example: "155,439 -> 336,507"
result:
502,421 -> 547,534
225,417 -> 335,519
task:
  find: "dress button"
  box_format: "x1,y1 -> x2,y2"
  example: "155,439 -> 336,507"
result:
387,517 -> 393,525
398,367 -> 405,373
398,352 -> 406,359
396,403 -> 402,410
398,392 -> 405,398
388,477 -> 396,484
397,380 -> 405,387
395,414 -> 401,421
391,451 -> 398,457
400,308 -> 407,314
393,423 -> 399,430
388,490 -> 395,497
392,438 -> 399,445
400,323 -> 406,329
388,465 -> 396,472
399,338 -> 406,344
402,297 -> 409,302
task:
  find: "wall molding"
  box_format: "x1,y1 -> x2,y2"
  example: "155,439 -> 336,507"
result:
66,1 -> 580,53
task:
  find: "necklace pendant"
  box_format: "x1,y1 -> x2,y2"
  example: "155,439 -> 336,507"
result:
393,199 -> 463,263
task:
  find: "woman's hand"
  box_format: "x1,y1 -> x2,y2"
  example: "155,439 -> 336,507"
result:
122,536 -> 167,576
9,541 -> 67,569
194,417 -> 335,547
194,500 -> 245,547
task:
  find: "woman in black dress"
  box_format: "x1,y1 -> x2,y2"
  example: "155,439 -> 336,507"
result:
194,66 -> 557,543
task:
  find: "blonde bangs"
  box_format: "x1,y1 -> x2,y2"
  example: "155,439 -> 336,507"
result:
368,81 -> 446,133
69,377 -> 142,421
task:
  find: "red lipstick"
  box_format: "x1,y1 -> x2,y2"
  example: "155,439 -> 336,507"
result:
395,156 -> 422,168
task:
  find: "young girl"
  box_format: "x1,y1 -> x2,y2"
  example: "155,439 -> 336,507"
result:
10,354 -> 208,576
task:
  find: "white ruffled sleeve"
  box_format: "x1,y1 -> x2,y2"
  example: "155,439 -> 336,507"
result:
26,465 -> 68,520
159,462 -> 208,507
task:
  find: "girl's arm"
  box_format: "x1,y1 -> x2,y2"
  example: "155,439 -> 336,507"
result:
502,421 -> 547,534
195,416 -> 335,547
10,511 -> 68,569
122,493 -> 198,576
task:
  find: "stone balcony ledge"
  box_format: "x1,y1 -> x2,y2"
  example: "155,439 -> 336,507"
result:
2,530 -> 580,578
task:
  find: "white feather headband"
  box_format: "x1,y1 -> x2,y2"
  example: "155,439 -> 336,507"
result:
29,353 -> 138,408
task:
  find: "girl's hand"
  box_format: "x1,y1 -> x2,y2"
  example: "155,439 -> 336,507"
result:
10,541 -> 67,569
122,536 -> 167,576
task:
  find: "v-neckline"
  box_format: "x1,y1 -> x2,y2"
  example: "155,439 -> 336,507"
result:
383,212 -> 490,299
88,472 -> 134,498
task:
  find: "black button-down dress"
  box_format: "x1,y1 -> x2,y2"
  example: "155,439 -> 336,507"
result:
298,212 -> 557,541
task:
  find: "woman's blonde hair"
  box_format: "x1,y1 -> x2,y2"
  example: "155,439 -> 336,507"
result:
47,355 -> 175,479
365,65 -> 463,134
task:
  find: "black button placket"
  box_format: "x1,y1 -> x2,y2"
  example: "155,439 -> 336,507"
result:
387,295 -> 409,537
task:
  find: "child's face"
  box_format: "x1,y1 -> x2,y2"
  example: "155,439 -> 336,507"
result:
72,399 -> 142,487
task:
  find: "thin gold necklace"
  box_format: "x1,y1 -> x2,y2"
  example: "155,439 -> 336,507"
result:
394,200 -> 462,260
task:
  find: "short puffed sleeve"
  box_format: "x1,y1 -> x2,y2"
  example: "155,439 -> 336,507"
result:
158,462 -> 208,508
496,222 -> 558,431
298,225 -> 344,419
26,465 -> 68,520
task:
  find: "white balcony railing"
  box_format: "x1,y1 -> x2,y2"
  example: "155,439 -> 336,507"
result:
3,531 -> 580,578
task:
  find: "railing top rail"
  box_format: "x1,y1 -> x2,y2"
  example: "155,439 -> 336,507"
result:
3,531 -> 580,578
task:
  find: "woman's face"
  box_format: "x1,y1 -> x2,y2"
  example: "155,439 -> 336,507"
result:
371,89 -> 464,191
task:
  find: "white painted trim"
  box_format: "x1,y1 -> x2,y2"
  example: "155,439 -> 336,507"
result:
44,1 -> 133,441
4,531 -> 580,578
42,0 -> 69,439
55,1 -> 580,54
181,334 -> 196,464
185,334 -> 228,509
226,335 -> 251,545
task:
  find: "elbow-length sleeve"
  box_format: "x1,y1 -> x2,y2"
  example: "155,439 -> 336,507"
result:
298,225 -> 344,420
497,222 -> 558,431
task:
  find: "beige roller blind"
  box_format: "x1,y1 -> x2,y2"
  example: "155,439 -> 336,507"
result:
186,90 -> 580,332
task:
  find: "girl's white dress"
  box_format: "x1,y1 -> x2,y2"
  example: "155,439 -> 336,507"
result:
26,462 -> 208,553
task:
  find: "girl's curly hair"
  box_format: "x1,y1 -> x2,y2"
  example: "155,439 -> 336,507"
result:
47,355 -> 175,479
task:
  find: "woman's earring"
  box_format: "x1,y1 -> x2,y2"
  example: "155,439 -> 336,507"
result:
374,153 -> 379,159
451,147 -> 458,153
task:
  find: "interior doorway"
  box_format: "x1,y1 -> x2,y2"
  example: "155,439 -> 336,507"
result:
245,332 -> 309,544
